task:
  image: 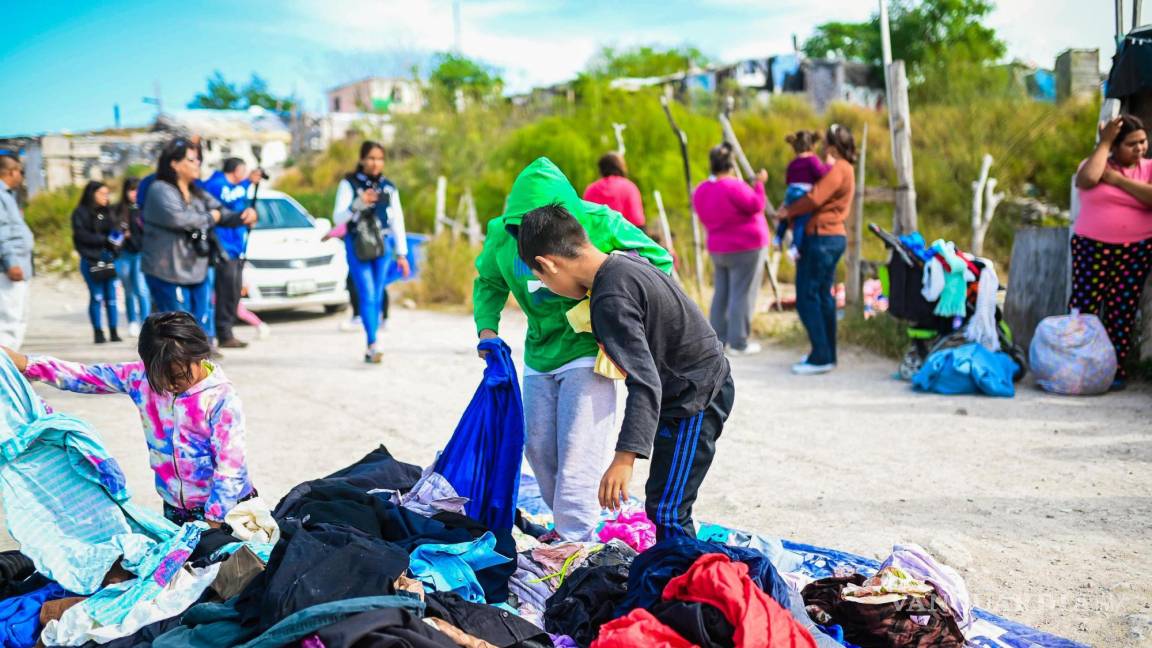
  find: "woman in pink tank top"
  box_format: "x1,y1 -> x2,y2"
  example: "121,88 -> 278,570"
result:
1072,114 -> 1152,388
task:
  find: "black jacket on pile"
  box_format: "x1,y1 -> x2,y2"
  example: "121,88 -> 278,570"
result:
72,204 -> 118,262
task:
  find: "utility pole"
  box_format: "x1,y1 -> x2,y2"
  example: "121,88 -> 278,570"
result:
879,1 -> 917,235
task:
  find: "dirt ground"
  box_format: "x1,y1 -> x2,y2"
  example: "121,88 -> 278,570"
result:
4,276 -> 1150,646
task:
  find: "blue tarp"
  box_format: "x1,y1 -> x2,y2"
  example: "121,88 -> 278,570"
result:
434,338 -> 525,531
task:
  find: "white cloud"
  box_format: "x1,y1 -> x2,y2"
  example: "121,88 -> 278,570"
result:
281,0 -> 1116,95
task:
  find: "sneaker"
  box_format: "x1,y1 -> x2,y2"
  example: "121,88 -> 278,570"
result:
128,322 -> 142,338
340,316 -> 362,332
727,342 -> 763,356
94,329 -> 107,344
792,361 -> 834,375
257,323 -> 272,340
219,338 -> 249,349
109,328 -> 123,343
364,346 -> 383,364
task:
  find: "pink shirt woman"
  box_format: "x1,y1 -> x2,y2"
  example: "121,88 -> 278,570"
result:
1071,114 -> 1152,386
583,152 -> 646,228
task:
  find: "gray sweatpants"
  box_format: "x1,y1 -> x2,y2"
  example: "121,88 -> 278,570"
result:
523,366 -> 617,541
709,247 -> 766,350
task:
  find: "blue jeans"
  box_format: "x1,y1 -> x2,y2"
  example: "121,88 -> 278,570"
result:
80,258 -> 119,331
115,252 -> 151,324
145,274 -> 213,337
795,234 -> 846,366
345,237 -> 389,346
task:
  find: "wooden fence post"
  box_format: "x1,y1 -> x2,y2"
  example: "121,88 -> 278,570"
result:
886,61 -> 918,235
970,153 -> 1004,257
847,122 -> 868,305
653,190 -> 683,286
434,176 -> 447,237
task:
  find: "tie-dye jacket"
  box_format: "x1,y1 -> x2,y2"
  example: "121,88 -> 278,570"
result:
23,356 -> 252,522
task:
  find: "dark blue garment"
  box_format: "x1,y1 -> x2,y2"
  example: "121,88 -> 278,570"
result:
775,183 -> 813,252
80,258 -> 119,331
198,171 -> 251,259
796,234 -> 846,366
912,343 -> 1018,397
145,274 -> 213,337
135,174 -> 155,210
0,582 -> 72,648
434,338 -> 525,532
614,536 -> 792,617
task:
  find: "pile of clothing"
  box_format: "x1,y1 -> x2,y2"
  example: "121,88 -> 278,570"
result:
1,350 -> 1087,647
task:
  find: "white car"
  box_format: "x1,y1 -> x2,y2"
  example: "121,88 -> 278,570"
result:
241,189 -> 350,314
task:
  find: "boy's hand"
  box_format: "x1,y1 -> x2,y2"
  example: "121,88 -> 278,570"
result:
477,329 -> 498,359
599,452 -> 636,511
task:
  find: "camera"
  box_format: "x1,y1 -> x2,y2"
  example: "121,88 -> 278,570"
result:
254,167 -> 271,181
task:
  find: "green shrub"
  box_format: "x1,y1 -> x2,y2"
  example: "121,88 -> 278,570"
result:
24,185 -> 82,270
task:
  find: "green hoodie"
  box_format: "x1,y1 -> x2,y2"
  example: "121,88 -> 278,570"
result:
474,158 -> 673,373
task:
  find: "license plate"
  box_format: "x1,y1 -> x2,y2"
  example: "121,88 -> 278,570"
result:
286,279 -> 317,297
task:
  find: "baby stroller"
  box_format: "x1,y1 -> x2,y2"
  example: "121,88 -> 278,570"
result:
868,223 -> 1027,381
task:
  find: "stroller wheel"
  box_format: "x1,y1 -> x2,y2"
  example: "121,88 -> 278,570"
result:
899,348 -> 923,381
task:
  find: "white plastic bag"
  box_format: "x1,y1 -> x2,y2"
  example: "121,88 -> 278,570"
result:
1029,312 -> 1117,395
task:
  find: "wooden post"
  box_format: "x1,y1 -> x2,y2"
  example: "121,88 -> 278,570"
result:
612,123 -> 627,155
886,60 -> 918,235
719,111 -> 781,309
434,175 -> 447,236
653,190 -> 683,285
1004,227 -> 1073,352
464,189 -> 481,247
970,153 -> 1004,257
660,95 -> 705,293
847,122 -> 868,305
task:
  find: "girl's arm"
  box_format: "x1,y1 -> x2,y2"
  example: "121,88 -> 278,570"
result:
332,180 -> 358,227
386,186 -> 409,257
2,346 -> 27,372
1077,118 -> 1123,189
730,180 -> 767,215
203,391 -> 252,523
21,355 -> 138,395
1102,169 -> 1152,207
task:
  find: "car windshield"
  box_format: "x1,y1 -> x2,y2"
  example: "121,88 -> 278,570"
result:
254,198 -> 313,229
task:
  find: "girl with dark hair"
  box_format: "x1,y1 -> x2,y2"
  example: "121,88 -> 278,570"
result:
776,130 -> 830,261
3,311 -> 256,526
72,180 -> 123,343
141,138 -> 254,343
583,152 -> 646,228
777,123 -> 857,375
115,177 -> 151,337
1072,114 -> 1152,390
332,141 -> 410,363
692,143 -> 771,355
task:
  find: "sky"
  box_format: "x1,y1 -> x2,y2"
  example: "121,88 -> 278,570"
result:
0,0 -> 1119,137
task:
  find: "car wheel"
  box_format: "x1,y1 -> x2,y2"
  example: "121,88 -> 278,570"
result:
324,303 -> 350,315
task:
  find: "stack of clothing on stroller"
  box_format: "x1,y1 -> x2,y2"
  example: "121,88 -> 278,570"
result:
869,225 -> 1027,397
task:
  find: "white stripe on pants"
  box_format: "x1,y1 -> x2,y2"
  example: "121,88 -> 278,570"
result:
523,366 -> 617,541
0,275 -> 29,349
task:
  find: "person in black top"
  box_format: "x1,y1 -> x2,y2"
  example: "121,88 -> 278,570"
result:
72,180 -> 125,343
114,177 -> 152,338
516,202 -> 735,540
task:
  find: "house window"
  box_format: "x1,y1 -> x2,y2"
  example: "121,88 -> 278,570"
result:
333,97 -> 341,112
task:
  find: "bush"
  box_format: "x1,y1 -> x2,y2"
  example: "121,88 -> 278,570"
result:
401,233 -> 480,309
24,185 -> 83,270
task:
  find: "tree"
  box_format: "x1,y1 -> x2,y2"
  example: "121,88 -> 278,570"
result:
188,72 -> 296,111
428,53 -> 504,109
586,45 -> 710,79
802,0 -> 1005,80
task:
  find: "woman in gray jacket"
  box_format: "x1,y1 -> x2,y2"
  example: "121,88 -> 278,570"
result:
142,138 -> 254,337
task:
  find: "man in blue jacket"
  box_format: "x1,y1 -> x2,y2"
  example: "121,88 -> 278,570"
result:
200,157 -> 261,348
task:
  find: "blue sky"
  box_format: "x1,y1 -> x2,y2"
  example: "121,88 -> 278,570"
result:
1,0 -> 1115,137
